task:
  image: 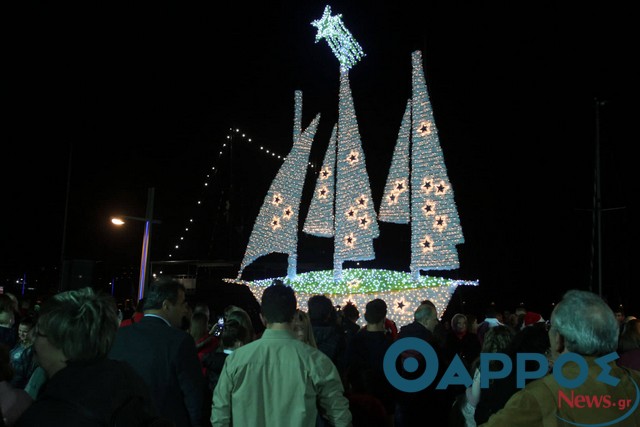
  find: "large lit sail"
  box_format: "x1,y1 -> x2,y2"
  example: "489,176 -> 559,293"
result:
379,99 -> 412,224
303,124 -> 337,237
237,98 -> 320,280
333,70 -> 380,280
410,50 -> 464,278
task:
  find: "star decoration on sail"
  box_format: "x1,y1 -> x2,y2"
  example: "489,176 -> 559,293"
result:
346,207 -> 359,221
320,167 -> 332,180
282,206 -> 293,220
271,193 -> 284,206
421,235 -> 434,253
422,177 -> 434,194
417,120 -> 433,136
434,215 -> 448,232
394,179 -> 407,194
422,200 -> 436,216
435,180 -> 449,196
344,233 -> 357,247
346,150 -> 359,165
318,186 -> 330,199
394,298 -> 410,313
358,213 -> 371,230
271,216 -> 282,231
356,195 -> 368,208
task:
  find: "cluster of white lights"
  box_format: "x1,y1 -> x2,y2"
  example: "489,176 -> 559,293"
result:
225,268 -> 479,327
311,5 -> 365,71
165,119 -> 319,259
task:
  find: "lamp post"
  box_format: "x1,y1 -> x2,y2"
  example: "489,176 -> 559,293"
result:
111,187 -> 161,302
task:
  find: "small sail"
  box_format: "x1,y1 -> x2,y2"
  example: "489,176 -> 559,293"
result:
379,99 -> 412,224
303,124 -> 337,237
410,50 -> 464,278
334,69 -> 379,280
237,112 -> 321,280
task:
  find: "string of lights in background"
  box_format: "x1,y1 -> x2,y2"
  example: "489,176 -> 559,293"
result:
164,127 -> 318,261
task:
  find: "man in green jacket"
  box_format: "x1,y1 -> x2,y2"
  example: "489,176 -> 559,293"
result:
480,289 -> 640,426
212,281 -> 352,427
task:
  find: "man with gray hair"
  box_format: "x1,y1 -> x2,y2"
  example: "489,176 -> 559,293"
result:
395,301 -> 451,426
480,289 -> 640,426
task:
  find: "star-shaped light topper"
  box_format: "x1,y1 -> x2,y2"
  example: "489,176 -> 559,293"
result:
311,5 -> 365,70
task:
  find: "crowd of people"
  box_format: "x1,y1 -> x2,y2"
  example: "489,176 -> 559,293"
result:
0,280 -> 638,426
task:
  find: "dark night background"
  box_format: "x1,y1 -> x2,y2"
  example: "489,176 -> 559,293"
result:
3,2 -> 638,319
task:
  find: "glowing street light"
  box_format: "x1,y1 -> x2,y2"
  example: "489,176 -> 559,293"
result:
111,188 -> 161,302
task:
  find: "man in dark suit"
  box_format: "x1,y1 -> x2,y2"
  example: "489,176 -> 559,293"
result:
109,278 -> 204,427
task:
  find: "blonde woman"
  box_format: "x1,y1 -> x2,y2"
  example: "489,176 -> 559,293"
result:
292,309 -> 317,348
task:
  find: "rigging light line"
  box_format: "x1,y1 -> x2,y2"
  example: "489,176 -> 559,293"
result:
164,127 -> 319,261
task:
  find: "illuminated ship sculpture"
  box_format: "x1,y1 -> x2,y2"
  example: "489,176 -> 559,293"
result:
227,6 -> 477,325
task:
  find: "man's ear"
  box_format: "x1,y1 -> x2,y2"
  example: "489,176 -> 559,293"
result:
162,299 -> 171,311
556,334 -> 566,354
259,313 -> 267,327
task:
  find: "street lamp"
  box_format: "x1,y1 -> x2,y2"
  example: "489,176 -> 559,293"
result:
111,187 -> 161,302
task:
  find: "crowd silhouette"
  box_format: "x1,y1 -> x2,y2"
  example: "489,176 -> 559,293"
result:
0,282 -> 638,426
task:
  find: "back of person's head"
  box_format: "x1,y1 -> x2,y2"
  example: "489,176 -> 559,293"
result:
552,289 -> 619,355
221,319 -> 249,349
341,302 -> 360,322
261,283 -> 296,324
189,312 -> 209,341
414,303 -> 437,324
508,322 -> 550,355
619,318 -> 640,352
143,277 -> 185,311
307,295 -> 336,325
225,307 -> 255,342
484,306 -> 498,319
481,325 -> 514,354
364,299 -> 387,324
193,302 -> 210,320
37,287 -> 119,362
0,344 -> 13,382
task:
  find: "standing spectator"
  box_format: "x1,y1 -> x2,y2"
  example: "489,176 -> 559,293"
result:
109,278 -> 204,427
17,287 -> 161,427
9,318 -> 36,390
119,298 -> 144,327
479,290 -> 640,426
444,313 -> 481,372
190,312 -> 219,374
308,295 -> 347,373
0,343 -> 32,426
617,318 -> 640,371
212,282 -> 351,427
201,319 -> 249,427
0,296 -> 17,350
345,298 -> 395,425
395,302 -> 450,427
476,306 -> 504,347
340,302 -> 361,345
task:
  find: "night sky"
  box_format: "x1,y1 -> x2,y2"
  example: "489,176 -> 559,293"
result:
4,2 -> 638,315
